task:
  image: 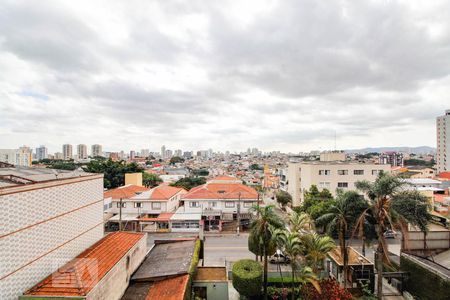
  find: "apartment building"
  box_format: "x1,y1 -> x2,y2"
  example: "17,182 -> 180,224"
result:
182,176 -> 259,231
77,144 -> 88,160
62,144 -> 73,160
379,151 -> 404,167
0,146 -> 32,167
437,109 -> 450,174
287,161 -> 391,206
0,167 -> 104,300
35,145 -> 47,161
91,144 -> 103,157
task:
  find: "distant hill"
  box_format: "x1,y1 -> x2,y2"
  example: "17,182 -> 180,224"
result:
344,146 -> 435,155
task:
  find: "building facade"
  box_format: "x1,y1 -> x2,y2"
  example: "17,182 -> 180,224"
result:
287,161 -> 391,206
0,146 -> 32,167
0,168 -> 104,300
35,146 -> 47,161
437,109 -> 450,174
379,151 -> 404,167
77,144 -> 88,160
62,144 -> 73,160
91,144 -> 103,157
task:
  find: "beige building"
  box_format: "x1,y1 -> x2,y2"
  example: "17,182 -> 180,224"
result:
287,160 -> 391,206
62,144 -> 73,160
77,144 -> 88,160
91,144 -> 103,157
437,109 -> 450,174
0,146 -> 32,167
319,151 -> 346,162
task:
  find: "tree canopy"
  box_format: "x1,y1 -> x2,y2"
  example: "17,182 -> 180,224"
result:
82,159 -> 143,189
275,190 -> 292,207
170,176 -> 206,190
142,172 -> 163,188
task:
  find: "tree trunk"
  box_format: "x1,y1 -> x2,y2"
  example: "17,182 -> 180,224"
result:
264,251 -> 268,300
376,232 -> 383,299
291,264 -> 295,300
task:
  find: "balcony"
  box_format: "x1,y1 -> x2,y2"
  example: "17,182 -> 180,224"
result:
202,208 -> 222,216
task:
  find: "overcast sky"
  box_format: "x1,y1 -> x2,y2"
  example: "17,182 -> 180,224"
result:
1,0 -> 449,154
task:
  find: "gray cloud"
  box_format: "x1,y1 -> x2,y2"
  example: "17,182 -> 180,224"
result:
0,0 -> 449,153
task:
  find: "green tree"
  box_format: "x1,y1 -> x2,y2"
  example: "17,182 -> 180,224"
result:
232,259 -> 263,298
300,232 -> 335,274
83,159 -> 143,189
355,173 -> 431,300
170,176 -> 206,190
142,172 -> 163,188
316,190 -> 364,289
250,163 -> 263,170
289,211 -> 313,234
169,156 -> 185,165
276,190 -> 292,207
250,205 -> 284,300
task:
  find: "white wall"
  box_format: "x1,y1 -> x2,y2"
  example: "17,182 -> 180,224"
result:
0,176 -> 104,300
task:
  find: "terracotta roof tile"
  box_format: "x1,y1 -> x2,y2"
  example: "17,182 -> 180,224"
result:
183,181 -> 258,200
25,232 -> 145,297
104,185 -> 150,199
145,275 -> 189,300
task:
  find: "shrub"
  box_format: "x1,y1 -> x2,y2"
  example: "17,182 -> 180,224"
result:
232,259 -> 263,298
300,279 -> 353,300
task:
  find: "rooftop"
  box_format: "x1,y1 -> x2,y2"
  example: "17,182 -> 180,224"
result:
131,185 -> 186,201
24,232 -> 145,297
104,184 -> 150,199
121,275 -> 189,300
194,267 -> 227,281
0,167 -> 96,189
183,179 -> 258,200
132,239 -> 196,281
328,246 -> 373,266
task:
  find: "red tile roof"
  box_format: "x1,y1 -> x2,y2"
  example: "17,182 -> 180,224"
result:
438,172 -> 450,180
139,212 -> 174,222
145,275 -> 189,300
211,175 -> 240,181
150,185 -> 186,200
24,232 -> 145,297
104,184 -> 150,199
183,181 -> 258,200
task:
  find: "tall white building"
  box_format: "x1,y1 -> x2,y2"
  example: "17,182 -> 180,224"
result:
0,167 -> 104,300
77,144 -> 88,160
140,149 -> 150,158
0,147 -> 32,167
161,145 -> 166,159
62,144 -> 73,160
91,144 -> 103,157
437,109 -> 450,174
35,146 -> 47,161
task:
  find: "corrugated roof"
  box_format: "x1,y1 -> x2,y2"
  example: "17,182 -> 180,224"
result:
24,232 -> 145,297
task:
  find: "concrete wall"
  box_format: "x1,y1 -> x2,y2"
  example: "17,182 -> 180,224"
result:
125,173 -> 143,186
86,234 -> 147,300
192,282 -> 228,300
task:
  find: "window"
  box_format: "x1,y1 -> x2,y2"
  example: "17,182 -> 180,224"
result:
134,202 -> 142,208
244,202 -> 253,207
151,202 -> 161,210
338,170 -> 348,175
319,170 -> 331,175
225,201 -> 235,208
318,182 -> 331,188
117,202 -> 126,208
171,221 -> 199,229
189,201 -> 200,208
210,202 -> 217,207
371,169 -> 381,175
337,182 -> 348,188
354,170 -> 364,175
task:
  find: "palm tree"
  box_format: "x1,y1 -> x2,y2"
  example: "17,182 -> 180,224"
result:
316,190 -> 362,288
300,232 -> 335,275
289,210 -> 313,234
273,230 -> 303,300
356,172 -> 430,300
250,205 -> 284,300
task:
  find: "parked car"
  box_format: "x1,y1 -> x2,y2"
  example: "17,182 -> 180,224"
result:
384,229 -> 397,239
269,250 -> 290,264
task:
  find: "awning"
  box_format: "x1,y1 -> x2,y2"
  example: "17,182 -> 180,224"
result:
108,213 -> 140,222
171,206 -> 201,221
139,212 -> 174,222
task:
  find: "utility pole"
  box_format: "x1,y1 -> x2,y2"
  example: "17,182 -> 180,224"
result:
237,192 -> 241,236
119,198 -> 123,231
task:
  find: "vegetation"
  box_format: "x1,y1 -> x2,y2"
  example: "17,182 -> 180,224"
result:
191,169 -> 209,176
250,163 -> 264,170
355,172 -> 431,299
170,177 -> 206,191
404,158 -> 435,167
299,185 -> 335,223
35,159 -> 80,170
300,232 -> 335,274
249,205 -> 285,300
275,190 -> 292,207
231,259 -> 263,298
169,156 -> 185,164
83,159 -> 143,189
142,172 -> 163,188
300,278 -> 353,300
189,239 -> 202,275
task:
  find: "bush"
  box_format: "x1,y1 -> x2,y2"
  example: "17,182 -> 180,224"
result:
232,259 -> 263,298
300,278 -> 353,300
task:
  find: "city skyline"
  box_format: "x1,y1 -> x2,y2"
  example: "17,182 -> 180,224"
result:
1,1 -> 450,152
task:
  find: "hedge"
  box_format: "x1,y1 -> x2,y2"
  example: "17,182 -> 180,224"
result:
232,259 -> 263,298
401,255 -> 450,300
